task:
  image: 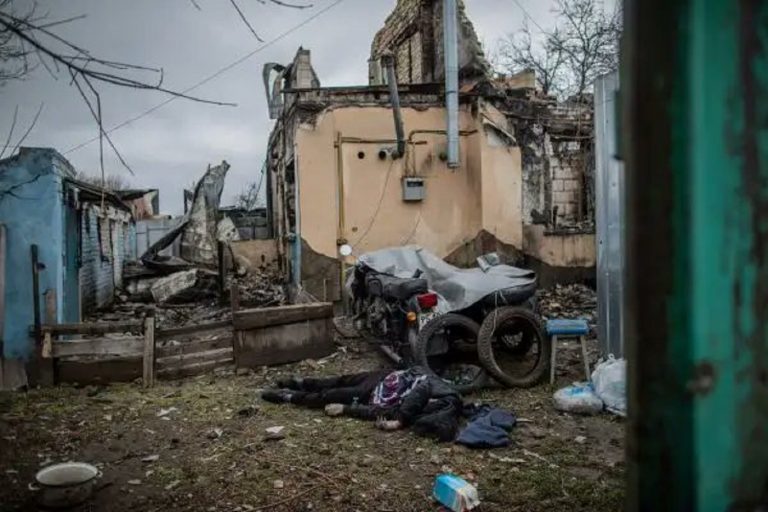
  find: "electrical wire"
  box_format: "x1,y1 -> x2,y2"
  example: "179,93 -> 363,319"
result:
510,0 -> 547,33
350,157 -> 398,252
63,0 -> 345,155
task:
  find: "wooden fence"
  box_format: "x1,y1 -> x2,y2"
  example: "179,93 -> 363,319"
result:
27,289 -> 337,386
39,317 -> 234,386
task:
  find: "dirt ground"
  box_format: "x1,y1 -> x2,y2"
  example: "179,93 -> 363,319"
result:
0,332 -> 623,512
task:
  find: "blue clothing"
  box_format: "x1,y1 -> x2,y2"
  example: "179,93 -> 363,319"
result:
455,405 -> 516,448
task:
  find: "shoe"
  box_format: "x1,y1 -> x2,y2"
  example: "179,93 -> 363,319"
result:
261,389 -> 294,404
275,376 -> 304,390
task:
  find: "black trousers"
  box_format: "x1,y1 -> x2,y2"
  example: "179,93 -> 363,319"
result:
289,370 -> 389,409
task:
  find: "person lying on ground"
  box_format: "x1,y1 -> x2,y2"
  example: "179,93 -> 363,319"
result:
261,367 -> 462,442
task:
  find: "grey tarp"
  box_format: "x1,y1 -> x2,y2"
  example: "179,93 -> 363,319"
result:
356,246 -> 536,313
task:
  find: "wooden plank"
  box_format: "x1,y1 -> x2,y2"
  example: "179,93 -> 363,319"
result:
42,332 -> 52,359
233,303 -> 333,330
37,322 -> 143,336
233,317 -> 333,368
156,334 -> 232,359
27,245 -> 54,387
51,336 -> 144,358
158,357 -> 233,380
42,290 -> 56,360
143,316 -> 155,388
230,286 -> 240,312
56,357 -> 141,385
155,320 -> 232,340
44,290 -> 56,326
157,347 -> 233,369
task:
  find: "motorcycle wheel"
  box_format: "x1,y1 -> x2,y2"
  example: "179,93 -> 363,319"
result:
477,307 -> 550,388
414,314 -> 489,395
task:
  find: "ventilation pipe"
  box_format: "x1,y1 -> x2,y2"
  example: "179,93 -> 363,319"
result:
443,0 -> 460,168
381,52 -> 406,159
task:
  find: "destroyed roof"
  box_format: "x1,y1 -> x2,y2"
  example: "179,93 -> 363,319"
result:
64,177 -> 133,212
115,188 -> 159,200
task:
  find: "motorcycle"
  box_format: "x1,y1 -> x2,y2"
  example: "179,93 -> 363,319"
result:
351,246 -> 551,391
350,264 -> 438,364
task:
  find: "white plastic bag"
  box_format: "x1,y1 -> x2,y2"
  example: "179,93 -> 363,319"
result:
591,356 -> 626,416
553,383 -> 604,415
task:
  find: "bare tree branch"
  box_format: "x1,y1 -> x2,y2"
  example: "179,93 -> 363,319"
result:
229,0 -> 264,42
495,0 -> 621,98
74,170 -> 131,191
70,71 -> 134,176
263,0 -> 314,8
9,102 -> 43,155
0,105 -> 18,159
0,11 -> 234,106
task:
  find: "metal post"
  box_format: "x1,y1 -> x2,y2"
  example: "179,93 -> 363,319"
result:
442,0 -> 460,168
625,0 -> 768,509
31,245 -> 41,347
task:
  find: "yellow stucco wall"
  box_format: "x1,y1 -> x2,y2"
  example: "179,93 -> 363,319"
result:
522,224 -> 596,267
295,104 -> 523,262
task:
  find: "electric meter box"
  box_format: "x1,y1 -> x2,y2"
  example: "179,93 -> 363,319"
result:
402,177 -> 425,202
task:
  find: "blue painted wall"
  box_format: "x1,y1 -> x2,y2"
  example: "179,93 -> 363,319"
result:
80,208 -> 120,312
0,148 -> 70,360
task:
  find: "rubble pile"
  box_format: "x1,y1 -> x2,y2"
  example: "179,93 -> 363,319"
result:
91,267 -> 286,329
538,284 -> 597,326
229,270 -> 286,308
89,297 -> 231,329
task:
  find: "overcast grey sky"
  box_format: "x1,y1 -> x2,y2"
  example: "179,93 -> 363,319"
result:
0,0 -> 584,215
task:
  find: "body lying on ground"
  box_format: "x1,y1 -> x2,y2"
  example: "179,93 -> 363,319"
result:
261,367 -> 462,442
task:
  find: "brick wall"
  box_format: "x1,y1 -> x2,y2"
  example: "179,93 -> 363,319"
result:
80,204 -> 132,314
369,0 -> 489,85
550,139 -> 587,223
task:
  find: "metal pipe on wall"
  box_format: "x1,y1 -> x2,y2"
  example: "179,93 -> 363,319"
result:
443,0 -> 460,168
381,53 -> 406,159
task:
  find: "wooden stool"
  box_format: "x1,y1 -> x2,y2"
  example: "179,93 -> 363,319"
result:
546,319 -> 591,384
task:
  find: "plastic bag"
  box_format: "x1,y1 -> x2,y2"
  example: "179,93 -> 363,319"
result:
591,356 -> 626,416
553,383 -> 604,415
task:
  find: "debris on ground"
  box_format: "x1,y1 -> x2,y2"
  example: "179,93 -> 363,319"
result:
226,271 -> 285,308
264,426 -> 285,441
553,383 -> 604,415
156,407 -> 179,418
432,473 -> 480,512
151,269 -> 218,304
0,337 -> 624,511
538,284 -> 597,324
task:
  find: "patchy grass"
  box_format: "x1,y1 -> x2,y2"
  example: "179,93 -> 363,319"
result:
0,340 -> 623,511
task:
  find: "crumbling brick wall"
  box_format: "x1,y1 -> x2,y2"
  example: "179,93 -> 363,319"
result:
500,92 -> 594,228
550,138 -> 589,222
369,0 -> 489,85
80,205 -> 132,313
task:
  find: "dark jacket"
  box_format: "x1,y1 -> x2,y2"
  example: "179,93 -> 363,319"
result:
345,368 -> 463,442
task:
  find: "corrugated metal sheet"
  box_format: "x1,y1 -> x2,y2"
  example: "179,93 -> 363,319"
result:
594,72 -> 625,358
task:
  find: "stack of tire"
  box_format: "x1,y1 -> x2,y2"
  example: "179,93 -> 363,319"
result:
414,307 -> 550,394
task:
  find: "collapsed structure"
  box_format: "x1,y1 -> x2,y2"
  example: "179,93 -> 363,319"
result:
262,0 -> 596,301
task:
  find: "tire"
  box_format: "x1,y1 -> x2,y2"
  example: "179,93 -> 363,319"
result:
477,306 -> 550,388
414,314 -> 488,394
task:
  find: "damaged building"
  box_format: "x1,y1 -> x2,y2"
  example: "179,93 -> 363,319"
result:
263,0 -> 595,301
0,148 -> 136,379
